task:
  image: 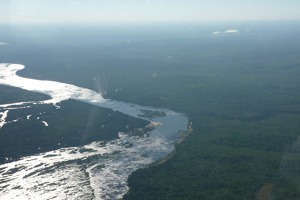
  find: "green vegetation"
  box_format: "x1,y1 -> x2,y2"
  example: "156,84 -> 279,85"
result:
1,22 -> 300,199
0,85 -> 49,104
0,99 -> 148,163
138,109 -> 166,119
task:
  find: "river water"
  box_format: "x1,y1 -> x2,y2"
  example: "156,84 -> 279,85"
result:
0,63 -> 188,200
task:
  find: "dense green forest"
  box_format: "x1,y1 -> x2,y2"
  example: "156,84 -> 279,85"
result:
1,22 -> 300,199
0,85 -> 50,104
0,94 -> 148,162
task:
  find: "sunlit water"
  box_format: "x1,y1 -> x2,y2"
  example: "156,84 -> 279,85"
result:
0,63 -> 188,200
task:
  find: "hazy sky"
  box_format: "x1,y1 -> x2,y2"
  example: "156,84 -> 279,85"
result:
1,0 -> 300,23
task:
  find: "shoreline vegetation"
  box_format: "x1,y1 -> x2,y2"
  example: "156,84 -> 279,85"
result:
0,85 -> 50,104
0,97 -> 150,163
138,109 -> 166,119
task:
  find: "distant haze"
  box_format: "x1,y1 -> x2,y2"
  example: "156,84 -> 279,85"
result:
0,0 -> 300,24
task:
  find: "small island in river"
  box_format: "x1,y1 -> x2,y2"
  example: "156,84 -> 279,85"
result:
138,109 -> 166,119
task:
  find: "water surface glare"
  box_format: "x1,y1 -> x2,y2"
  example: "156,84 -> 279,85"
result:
0,63 -> 188,200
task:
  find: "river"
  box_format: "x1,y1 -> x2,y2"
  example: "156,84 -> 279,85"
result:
0,63 -> 188,200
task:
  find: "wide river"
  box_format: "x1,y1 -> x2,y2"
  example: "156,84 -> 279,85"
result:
0,63 -> 188,200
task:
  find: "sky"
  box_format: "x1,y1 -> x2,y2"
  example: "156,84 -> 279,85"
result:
1,0 -> 300,24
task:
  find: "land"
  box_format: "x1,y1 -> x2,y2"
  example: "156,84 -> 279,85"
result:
1,21 -> 300,199
138,109 -> 166,119
0,85 -> 50,104
0,98 -> 149,163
